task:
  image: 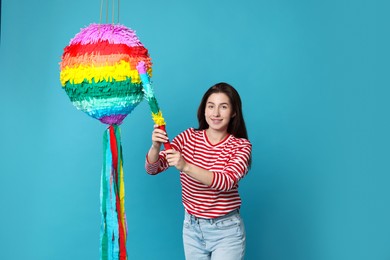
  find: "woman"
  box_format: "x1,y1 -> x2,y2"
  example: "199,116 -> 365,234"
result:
145,82 -> 252,260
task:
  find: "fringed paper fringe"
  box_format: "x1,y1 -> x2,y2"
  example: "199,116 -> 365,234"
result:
61,53 -> 152,72
64,78 -> 143,101
70,24 -> 143,47
138,64 -> 167,126
152,111 -> 166,126
60,60 -> 141,86
62,42 -> 148,59
101,125 -> 127,260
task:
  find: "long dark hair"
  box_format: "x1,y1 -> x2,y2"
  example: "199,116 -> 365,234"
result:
196,82 -> 251,167
197,82 -> 249,138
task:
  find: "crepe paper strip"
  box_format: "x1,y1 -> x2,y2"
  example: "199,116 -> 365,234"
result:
101,126 -> 119,259
60,60 -> 142,86
136,61 -> 172,150
158,125 -> 171,150
62,42 -> 148,58
109,126 -> 127,259
70,24 -> 143,46
63,79 -> 144,124
61,53 -> 152,71
101,125 -> 127,260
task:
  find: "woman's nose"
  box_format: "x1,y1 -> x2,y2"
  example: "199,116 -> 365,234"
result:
213,108 -> 220,116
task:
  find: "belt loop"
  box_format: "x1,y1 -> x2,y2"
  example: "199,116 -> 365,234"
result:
211,209 -> 238,225
190,213 -> 198,224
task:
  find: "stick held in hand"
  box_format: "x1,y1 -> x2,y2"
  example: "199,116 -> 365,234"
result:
137,61 -> 172,150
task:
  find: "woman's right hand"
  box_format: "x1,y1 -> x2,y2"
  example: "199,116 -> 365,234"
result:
151,124 -> 169,150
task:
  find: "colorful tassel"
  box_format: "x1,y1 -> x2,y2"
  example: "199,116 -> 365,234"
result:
101,125 -> 127,260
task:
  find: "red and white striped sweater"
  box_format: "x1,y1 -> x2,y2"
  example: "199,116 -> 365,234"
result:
145,128 -> 252,219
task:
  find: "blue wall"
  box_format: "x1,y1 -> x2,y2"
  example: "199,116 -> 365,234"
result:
1,0 -> 389,259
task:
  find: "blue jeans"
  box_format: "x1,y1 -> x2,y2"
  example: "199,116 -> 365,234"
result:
183,210 -> 246,260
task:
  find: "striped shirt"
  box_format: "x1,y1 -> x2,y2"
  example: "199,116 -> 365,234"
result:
145,128 -> 252,219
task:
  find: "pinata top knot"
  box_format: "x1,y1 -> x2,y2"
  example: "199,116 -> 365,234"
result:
60,23 -> 152,125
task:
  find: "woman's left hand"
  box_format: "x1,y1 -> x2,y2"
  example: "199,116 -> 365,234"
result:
166,149 -> 187,172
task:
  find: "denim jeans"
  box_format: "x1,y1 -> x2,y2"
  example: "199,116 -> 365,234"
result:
183,210 -> 246,260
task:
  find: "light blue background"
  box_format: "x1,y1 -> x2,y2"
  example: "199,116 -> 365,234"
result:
1,0 -> 389,259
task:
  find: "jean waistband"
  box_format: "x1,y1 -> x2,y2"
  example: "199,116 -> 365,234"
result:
186,209 -> 239,224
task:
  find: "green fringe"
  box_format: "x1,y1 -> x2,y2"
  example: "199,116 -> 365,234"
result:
64,78 -> 143,102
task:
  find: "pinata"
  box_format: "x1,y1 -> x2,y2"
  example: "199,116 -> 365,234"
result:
60,23 -> 170,260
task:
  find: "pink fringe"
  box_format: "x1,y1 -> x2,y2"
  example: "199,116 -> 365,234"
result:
70,24 -> 143,47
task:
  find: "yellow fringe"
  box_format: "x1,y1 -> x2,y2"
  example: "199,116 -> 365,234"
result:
119,157 -> 126,241
152,111 -> 166,126
60,60 -> 142,86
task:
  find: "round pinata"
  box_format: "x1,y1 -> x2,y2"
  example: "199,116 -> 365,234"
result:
60,23 -> 152,125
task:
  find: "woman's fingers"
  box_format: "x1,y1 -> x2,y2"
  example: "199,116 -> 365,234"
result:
153,132 -> 168,143
166,150 -> 176,162
152,125 -> 169,143
166,150 -> 186,171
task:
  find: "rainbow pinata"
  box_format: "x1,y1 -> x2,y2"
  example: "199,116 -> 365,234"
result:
60,23 -> 152,125
59,23 -> 170,260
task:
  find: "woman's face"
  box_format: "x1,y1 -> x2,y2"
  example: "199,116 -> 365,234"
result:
204,93 -> 234,132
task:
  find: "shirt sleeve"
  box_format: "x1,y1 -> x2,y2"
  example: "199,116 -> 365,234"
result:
209,140 -> 252,191
145,153 -> 169,175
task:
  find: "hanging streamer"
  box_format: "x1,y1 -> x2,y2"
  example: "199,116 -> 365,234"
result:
101,125 -> 127,260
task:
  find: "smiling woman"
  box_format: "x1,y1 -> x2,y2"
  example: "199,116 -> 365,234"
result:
1,0 -> 388,259
145,82 -> 252,260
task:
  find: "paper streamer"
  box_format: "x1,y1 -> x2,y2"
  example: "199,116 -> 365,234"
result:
101,125 -> 127,260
